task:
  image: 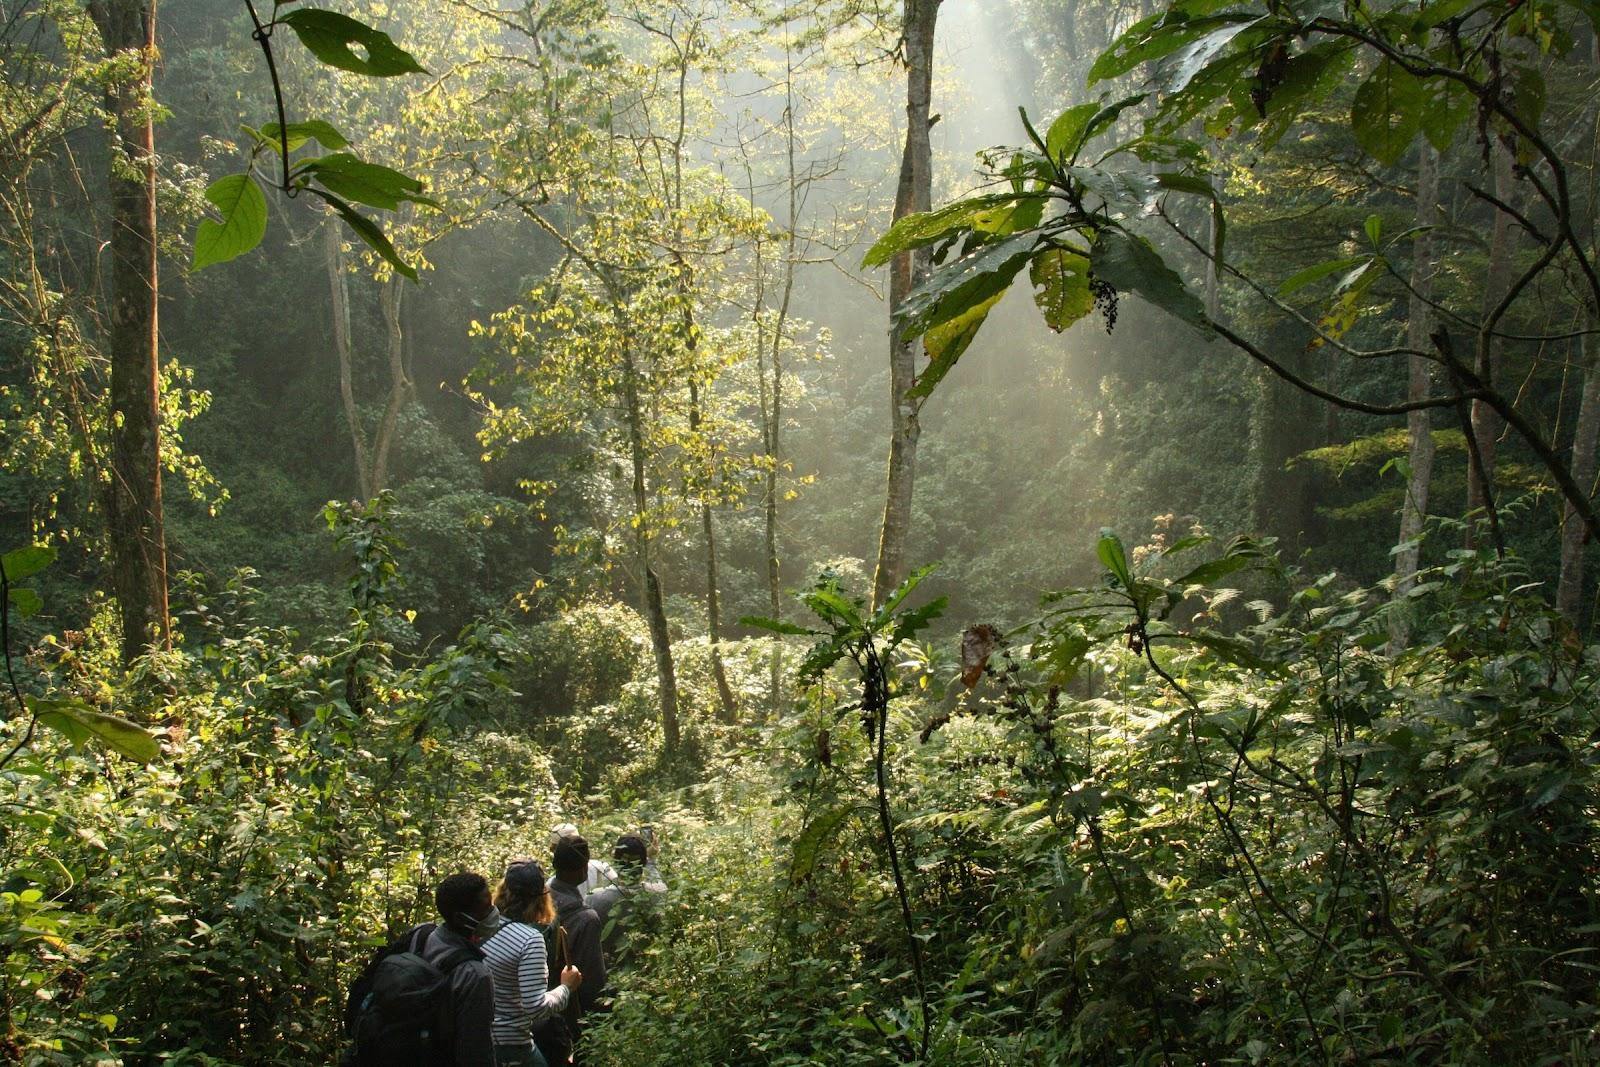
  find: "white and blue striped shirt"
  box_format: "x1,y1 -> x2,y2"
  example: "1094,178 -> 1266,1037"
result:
480,921 -> 570,1047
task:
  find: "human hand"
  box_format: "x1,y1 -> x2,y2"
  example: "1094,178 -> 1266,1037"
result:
560,965 -> 582,990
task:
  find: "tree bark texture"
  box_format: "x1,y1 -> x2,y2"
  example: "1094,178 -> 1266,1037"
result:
1558,325 -> 1599,623
1391,144 -> 1439,646
687,376 -> 737,722
872,0 -> 938,611
89,0 -> 168,665
327,218 -> 372,500
621,337 -> 680,751
1466,143 -> 1515,542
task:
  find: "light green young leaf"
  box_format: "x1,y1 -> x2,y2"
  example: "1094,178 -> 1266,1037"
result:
300,153 -> 435,211
257,119 -> 351,153
862,195 -> 1018,268
1,545 -> 55,582
193,173 -> 268,270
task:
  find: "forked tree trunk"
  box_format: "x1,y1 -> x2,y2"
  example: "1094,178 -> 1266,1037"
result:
872,0 -> 939,610
89,0 -> 168,665
1390,144 -> 1439,647
1558,326 -> 1599,623
329,218 -> 413,501
328,218 -> 371,498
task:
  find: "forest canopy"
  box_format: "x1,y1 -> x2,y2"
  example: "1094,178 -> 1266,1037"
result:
2,0 -> 1600,1063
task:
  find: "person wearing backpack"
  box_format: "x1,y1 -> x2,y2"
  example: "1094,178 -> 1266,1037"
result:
343,871 -> 500,1067
542,836 -> 609,1066
482,859 -> 583,1067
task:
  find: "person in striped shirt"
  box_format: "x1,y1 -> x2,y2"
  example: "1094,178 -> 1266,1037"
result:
481,860 -> 583,1067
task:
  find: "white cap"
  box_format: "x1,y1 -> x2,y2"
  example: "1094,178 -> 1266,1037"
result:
548,822 -> 580,850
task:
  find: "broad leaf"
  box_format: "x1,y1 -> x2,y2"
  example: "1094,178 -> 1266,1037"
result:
300,153 -> 435,211
1,545 -> 55,582
29,697 -> 160,763
1097,529 -> 1134,590
192,173 -> 268,270
309,190 -> 418,281
791,805 -> 852,881
1350,59 -> 1424,166
279,9 -> 427,77
1090,12 -> 1257,84
1279,255 -> 1367,295
1089,227 -> 1209,329
1183,629 -> 1286,675
1030,247 -> 1094,331
258,119 -> 350,153
862,195 -> 1017,268
1158,19 -> 1262,94
1173,553 -> 1252,586
910,289 -> 1004,400
1045,103 -> 1099,163
8,587 -> 42,618
895,231 -> 1038,344
870,563 -> 938,631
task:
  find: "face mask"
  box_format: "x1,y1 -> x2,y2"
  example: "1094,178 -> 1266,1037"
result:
462,906 -> 505,941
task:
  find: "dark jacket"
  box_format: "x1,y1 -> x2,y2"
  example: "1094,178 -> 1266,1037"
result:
422,921 -> 495,1066
549,877 -> 607,1013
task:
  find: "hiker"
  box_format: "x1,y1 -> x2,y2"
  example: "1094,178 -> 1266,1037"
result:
588,833 -> 667,966
343,871 -> 499,1067
482,859 -> 583,1067
544,835 -> 609,1065
548,822 -> 618,898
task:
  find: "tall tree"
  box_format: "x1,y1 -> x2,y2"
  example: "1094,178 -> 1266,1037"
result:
872,0 -> 938,610
87,0 -> 168,664
1391,142 -> 1439,645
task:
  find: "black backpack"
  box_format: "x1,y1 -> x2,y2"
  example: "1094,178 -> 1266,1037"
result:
344,924 -> 481,1067
532,920 -> 574,1066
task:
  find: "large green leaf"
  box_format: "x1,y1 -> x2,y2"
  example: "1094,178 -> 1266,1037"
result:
862,195 -> 1018,268
29,697 -> 160,763
192,173 -> 268,270
1278,255 -> 1368,295
8,587 -> 42,618
1090,12 -> 1256,84
909,289 -> 1003,399
790,805 -> 852,881
1029,247 -> 1094,331
279,9 -> 427,77
1,545 -> 55,582
1089,227 -> 1209,329
309,190 -> 418,281
895,231 -> 1038,344
1045,104 -> 1099,163
1158,19 -> 1262,94
257,119 -> 351,154
1350,59 -> 1424,166
1097,529 -> 1134,590
300,153 -> 435,211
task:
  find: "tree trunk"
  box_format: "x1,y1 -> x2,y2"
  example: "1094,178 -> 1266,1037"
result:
89,0 -> 168,665
688,378 -> 737,722
1558,326 -> 1599,623
872,0 -> 939,610
761,49 -> 800,716
328,217 -> 372,500
620,336 -> 680,751
1390,144 -> 1439,647
1466,143 -> 1515,543
370,276 -> 413,497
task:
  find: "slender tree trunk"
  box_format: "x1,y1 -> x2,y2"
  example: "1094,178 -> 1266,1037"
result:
688,377 -> 737,722
1466,143 -> 1515,542
1391,144 -> 1439,647
762,48 -> 800,716
370,276 -> 413,497
621,337 -> 680,751
89,0 -> 168,665
872,0 -> 939,610
328,217 -> 372,500
1558,326 -> 1600,623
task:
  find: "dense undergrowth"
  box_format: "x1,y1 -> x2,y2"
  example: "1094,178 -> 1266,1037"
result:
5,513 -> 1599,1065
